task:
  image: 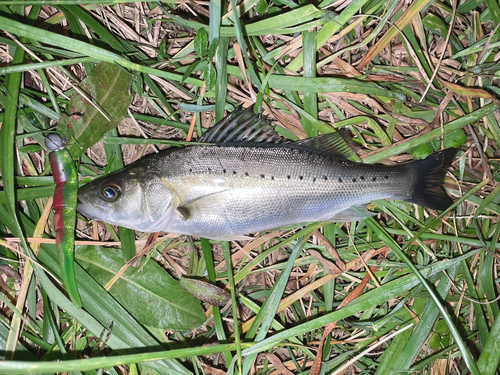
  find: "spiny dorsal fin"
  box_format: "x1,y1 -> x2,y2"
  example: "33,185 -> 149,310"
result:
199,105 -> 284,144
288,130 -> 355,160
199,105 -> 355,160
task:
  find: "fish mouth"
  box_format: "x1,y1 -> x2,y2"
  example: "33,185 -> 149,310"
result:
76,196 -> 101,220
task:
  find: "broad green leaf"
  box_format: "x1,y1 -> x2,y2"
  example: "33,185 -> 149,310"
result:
77,246 -> 205,330
18,145 -> 44,154
194,27 -> 208,57
254,0 -> 268,13
431,129 -> 467,149
204,63 -> 216,90
57,62 -> 133,158
411,143 -> 434,159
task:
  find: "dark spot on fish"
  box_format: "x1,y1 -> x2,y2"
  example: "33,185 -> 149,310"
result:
233,171 -> 237,175
245,172 -> 249,176
271,176 -> 275,180
287,175 -> 291,179
189,168 -> 192,173
223,169 -> 226,173
385,174 -> 389,179
352,178 -> 356,182
261,174 -> 265,178
372,177 -> 376,181
360,176 -> 364,180
208,167 -> 211,172
313,177 -> 316,183
299,176 -> 303,180
324,176 -> 328,181
338,177 -> 342,183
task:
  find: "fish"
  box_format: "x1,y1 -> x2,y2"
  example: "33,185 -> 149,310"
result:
77,105 -> 457,240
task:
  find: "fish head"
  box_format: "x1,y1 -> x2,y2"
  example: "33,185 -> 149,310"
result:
77,167 -> 176,232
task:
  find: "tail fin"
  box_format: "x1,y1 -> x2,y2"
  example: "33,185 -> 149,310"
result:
405,148 -> 458,210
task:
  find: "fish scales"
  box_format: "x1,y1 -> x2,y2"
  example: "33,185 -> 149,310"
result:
77,105 -> 457,240
144,145 -> 411,237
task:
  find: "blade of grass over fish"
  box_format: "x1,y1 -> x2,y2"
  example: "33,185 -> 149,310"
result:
241,249 -> 480,357
241,236 -> 311,375
361,102 -> 500,163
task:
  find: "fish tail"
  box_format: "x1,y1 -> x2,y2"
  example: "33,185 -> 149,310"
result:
405,148 -> 458,210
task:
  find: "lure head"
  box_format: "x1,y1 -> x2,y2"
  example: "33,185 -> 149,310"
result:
77,165 -> 176,232
45,133 -> 68,151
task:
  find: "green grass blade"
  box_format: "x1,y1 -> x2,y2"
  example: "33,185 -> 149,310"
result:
301,29 -> 318,138
241,249 -> 479,356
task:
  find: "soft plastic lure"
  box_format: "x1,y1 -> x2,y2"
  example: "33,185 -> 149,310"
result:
45,133 -> 82,307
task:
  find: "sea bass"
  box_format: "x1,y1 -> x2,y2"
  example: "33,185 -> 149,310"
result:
77,106 -> 457,240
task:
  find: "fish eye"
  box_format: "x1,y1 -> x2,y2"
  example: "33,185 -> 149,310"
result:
100,181 -> 121,202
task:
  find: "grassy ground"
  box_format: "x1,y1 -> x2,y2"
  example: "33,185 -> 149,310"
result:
1,0 -> 500,374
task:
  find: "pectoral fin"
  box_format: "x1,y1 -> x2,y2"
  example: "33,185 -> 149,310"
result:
176,206 -> 191,221
177,188 -> 231,219
327,205 -> 375,222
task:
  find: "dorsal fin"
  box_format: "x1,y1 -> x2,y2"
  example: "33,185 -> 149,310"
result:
288,130 -> 355,160
199,105 -> 284,144
199,105 -> 355,160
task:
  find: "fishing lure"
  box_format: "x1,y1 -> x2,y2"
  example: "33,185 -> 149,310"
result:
45,133 -> 82,307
